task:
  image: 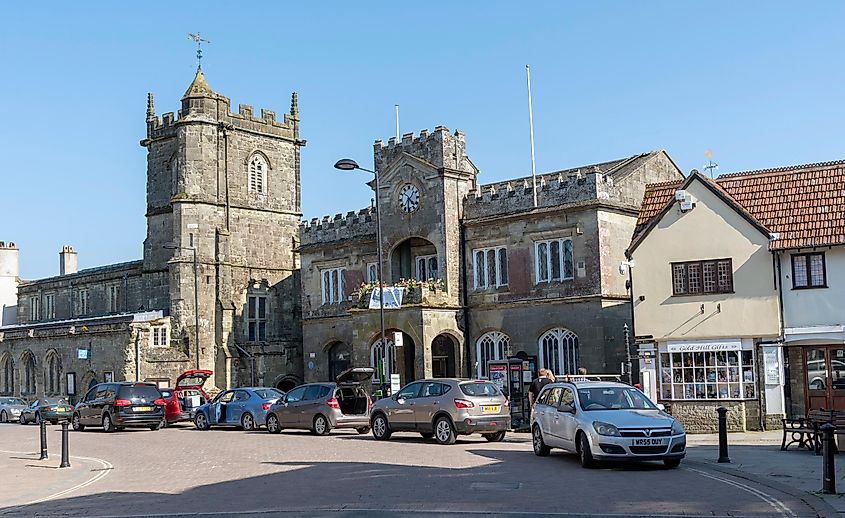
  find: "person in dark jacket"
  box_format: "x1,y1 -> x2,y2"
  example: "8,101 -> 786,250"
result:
528,369 -> 555,406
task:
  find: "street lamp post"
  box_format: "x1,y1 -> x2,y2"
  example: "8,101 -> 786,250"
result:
164,243 -> 201,370
334,158 -> 388,398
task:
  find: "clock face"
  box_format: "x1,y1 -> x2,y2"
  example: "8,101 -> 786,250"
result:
398,184 -> 420,213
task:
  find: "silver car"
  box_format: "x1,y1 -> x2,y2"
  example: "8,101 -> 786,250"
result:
531,381 -> 686,468
0,397 -> 27,423
266,368 -> 373,436
370,379 -> 510,445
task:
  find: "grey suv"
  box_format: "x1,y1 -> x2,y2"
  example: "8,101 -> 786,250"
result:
266,368 -> 373,435
370,379 -> 509,445
531,381 -> 686,468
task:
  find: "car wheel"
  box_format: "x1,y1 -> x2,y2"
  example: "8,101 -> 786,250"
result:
371,414 -> 392,440
485,431 -> 506,442
313,414 -> 331,436
663,458 -> 681,468
578,433 -> 596,468
532,425 -> 550,456
149,420 -> 162,431
102,413 -> 116,433
434,416 -> 457,445
72,413 -> 85,431
356,427 -> 370,435
19,414 -> 27,425
0,410 -> 7,423
266,414 -> 282,434
195,412 -> 210,431
420,432 -> 434,439
241,413 -> 255,431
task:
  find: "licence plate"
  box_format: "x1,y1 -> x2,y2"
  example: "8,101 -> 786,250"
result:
134,406 -> 152,412
632,438 -> 664,446
481,405 -> 501,413
60,407 -> 70,412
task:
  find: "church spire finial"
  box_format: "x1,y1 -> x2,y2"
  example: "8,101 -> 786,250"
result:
188,32 -> 211,72
290,91 -> 299,118
146,92 -> 156,122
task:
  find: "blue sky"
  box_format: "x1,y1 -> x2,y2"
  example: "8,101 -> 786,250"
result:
2,2 -> 844,279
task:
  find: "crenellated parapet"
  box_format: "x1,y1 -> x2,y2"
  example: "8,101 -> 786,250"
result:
373,126 -> 475,175
143,72 -> 301,145
299,207 -> 377,248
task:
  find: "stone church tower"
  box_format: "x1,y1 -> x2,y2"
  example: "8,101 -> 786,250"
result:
141,70 -> 304,390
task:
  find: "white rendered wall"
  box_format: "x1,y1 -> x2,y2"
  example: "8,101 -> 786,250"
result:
0,246 -> 19,326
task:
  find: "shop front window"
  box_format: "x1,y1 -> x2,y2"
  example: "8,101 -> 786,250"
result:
659,348 -> 755,400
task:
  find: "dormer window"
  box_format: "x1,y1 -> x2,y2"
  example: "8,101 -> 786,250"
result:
248,154 -> 267,194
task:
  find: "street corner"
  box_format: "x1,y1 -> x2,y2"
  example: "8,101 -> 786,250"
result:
0,448 -> 113,511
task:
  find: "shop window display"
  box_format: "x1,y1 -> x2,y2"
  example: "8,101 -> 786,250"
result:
659,350 -> 755,400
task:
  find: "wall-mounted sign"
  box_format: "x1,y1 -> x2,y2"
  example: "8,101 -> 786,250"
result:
393,331 -> 404,348
66,372 -> 76,396
369,288 -> 404,310
666,340 -> 742,353
763,348 -> 780,385
390,374 -> 401,393
77,348 -> 89,360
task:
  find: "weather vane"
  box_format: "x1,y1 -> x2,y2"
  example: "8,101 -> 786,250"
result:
704,150 -> 719,179
188,33 -> 211,71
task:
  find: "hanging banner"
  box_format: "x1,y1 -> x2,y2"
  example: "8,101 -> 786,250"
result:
369,287 -> 404,309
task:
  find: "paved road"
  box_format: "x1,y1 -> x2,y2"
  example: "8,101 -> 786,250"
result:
0,422 -> 827,517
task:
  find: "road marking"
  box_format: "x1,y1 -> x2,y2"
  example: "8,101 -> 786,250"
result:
65,510 -> 796,518
0,449 -> 113,506
684,466 -> 795,517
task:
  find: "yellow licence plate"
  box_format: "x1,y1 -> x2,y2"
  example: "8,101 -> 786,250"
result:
481,405 -> 501,413
134,406 -> 152,412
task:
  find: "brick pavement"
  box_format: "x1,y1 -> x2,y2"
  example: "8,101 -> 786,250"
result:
0,422 -> 832,517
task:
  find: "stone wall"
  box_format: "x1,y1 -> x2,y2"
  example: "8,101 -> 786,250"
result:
668,400 -> 763,433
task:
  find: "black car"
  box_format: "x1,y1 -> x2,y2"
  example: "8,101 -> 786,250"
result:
72,382 -> 165,432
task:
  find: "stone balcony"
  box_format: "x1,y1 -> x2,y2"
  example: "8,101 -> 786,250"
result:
353,282 -> 452,309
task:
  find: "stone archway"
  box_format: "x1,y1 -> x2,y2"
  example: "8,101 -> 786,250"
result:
327,341 -> 352,381
390,237 -> 438,283
431,334 -> 457,378
274,375 -> 301,393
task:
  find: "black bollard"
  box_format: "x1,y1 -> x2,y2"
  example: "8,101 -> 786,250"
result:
59,421 -> 70,468
38,418 -> 48,460
717,406 -> 730,463
821,423 -> 836,494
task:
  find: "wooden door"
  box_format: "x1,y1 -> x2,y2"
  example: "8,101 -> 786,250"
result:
805,348 -> 828,410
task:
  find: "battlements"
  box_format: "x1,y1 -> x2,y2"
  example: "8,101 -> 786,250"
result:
373,126 -> 475,175
0,241 -> 17,250
143,73 -> 300,144
299,207 -> 377,247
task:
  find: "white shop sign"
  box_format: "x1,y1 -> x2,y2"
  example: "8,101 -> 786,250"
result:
666,339 -> 743,353
763,348 -> 780,385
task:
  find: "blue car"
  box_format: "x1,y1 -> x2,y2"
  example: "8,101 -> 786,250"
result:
194,387 -> 284,431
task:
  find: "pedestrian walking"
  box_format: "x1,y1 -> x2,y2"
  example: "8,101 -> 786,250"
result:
528,368 -> 555,406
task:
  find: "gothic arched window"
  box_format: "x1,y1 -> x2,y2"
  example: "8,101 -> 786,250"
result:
370,337 -> 396,383
476,331 -> 510,378
0,354 -> 13,395
248,154 -> 268,194
45,351 -> 62,396
22,352 -> 36,395
539,328 -> 579,376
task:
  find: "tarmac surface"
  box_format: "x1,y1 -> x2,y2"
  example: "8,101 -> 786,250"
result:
0,422 -> 837,517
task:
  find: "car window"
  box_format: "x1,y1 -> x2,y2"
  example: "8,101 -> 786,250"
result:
577,387 -> 657,411
160,390 -> 172,398
235,391 -> 251,402
96,386 -> 110,399
420,382 -> 444,398
460,381 -> 501,397
546,387 -> 562,408
319,385 -> 331,399
31,400 -> 40,408
118,384 -> 161,400
397,383 -> 422,400
219,391 -> 236,403
285,386 -> 307,403
44,398 -> 65,405
255,388 -> 284,399
537,388 -> 551,406
303,385 -> 329,401
560,388 -> 575,407
83,387 -> 98,402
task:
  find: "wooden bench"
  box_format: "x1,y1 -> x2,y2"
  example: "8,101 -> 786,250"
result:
799,409 -> 845,454
781,415 -> 816,451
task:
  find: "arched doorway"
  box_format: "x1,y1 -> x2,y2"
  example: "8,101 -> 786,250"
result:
327,341 -> 352,381
274,376 -> 299,393
431,334 -> 456,378
390,237 -> 439,283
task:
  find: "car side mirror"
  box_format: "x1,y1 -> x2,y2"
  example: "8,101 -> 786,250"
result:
656,403 -> 666,411
397,398 -> 406,405
558,403 -> 575,414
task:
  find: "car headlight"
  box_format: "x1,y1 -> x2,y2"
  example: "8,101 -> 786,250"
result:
671,420 -> 685,435
593,421 -> 621,436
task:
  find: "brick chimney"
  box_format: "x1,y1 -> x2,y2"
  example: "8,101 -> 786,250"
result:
59,245 -> 78,275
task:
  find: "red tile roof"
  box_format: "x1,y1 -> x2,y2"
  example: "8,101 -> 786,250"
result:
633,160 -> 845,251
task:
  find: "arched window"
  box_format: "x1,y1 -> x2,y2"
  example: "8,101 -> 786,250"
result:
45,351 -> 62,396
370,337 -> 396,383
248,154 -> 268,194
539,328 -> 579,376
0,354 -> 13,395
22,353 -> 36,395
476,331 -> 510,378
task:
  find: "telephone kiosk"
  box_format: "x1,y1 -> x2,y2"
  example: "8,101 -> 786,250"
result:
486,356 -> 536,430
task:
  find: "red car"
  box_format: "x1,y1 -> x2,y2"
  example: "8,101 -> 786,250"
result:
160,370 -> 213,426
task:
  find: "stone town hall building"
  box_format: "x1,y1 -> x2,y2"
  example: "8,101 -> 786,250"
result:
300,128 -> 683,386
0,70 -> 303,399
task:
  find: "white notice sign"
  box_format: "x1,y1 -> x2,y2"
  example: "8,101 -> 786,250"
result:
390,374 -> 401,393
369,287 -> 404,309
393,331 -> 404,348
763,348 -> 780,385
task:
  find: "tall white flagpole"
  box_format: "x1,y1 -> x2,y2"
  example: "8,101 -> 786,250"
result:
395,104 -> 400,140
526,65 -> 538,208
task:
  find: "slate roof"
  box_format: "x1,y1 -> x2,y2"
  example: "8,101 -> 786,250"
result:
633,160 -> 845,251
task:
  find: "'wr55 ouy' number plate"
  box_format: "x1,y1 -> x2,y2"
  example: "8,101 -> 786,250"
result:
632,438 -> 664,446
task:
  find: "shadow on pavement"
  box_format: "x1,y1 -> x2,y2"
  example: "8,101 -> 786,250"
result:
0,445 -> 812,517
